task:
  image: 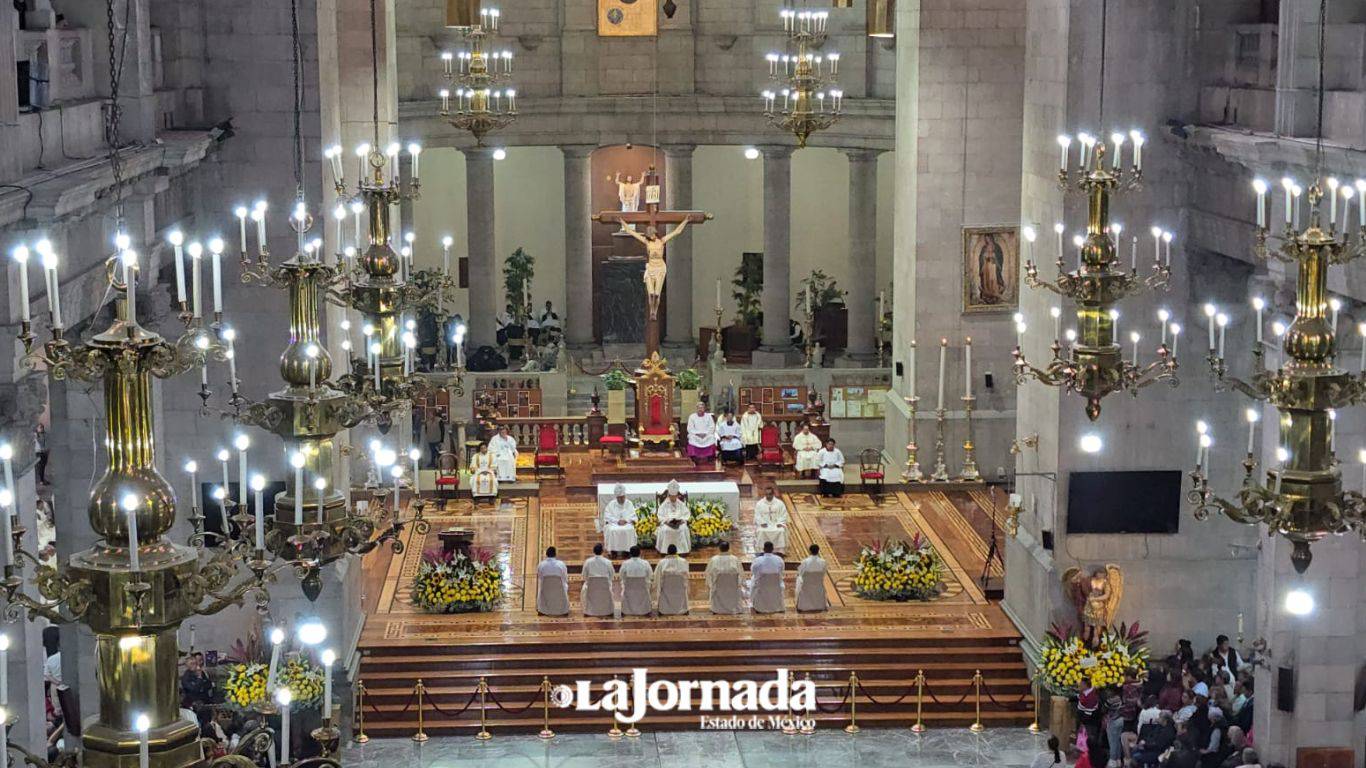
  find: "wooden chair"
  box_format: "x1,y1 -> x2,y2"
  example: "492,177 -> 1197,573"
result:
434,450 -> 460,499
757,425 -> 788,473
634,353 -> 677,450
534,424 -> 563,480
859,448 -> 885,496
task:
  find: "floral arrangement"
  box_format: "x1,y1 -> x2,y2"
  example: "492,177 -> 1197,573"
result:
412,547 -> 503,613
687,498 -> 733,546
276,657 -> 325,709
602,369 -> 630,391
223,663 -> 269,710
634,501 -> 659,548
852,535 -> 945,601
676,368 -> 702,390
1039,622 -> 1150,694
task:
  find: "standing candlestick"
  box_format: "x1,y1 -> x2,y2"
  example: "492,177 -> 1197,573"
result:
907,339 -> 917,400
930,408 -> 951,482
959,396 -> 981,482
902,396 -> 923,483
277,688 -> 293,764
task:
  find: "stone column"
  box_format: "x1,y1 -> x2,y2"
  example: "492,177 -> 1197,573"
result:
561,145 -> 595,347
463,147 -> 497,348
843,149 -> 881,362
758,145 -> 794,360
663,144 -> 696,346
1274,0 -> 1323,137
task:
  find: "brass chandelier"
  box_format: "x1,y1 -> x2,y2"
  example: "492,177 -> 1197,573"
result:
760,8 -> 843,148
1188,1 -> 1366,572
438,5 -> 517,146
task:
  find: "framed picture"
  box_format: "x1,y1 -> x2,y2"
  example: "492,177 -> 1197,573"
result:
760,388 -> 774,404
963,225 -> 1020,313
780,387 -> 800,400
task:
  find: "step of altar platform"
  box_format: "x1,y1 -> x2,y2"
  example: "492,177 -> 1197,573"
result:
355,632 -> 1033,736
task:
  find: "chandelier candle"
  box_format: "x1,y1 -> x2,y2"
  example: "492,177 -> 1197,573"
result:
266,627 -> 284,690
40,245 -> 61,327
0,634 -> 8,706
0,491 -> 12,567
314,478 -> 327,525
252,475 -> 266,551
236,436 -> 250,508
123,495 -> 141,571
188,242 -> 203,320
291,452 -> 305,525
210,240 -> 223,315
169,231 -> 186,305
11,247 -> 28,324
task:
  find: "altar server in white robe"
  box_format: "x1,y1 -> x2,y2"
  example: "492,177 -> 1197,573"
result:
535,547 -> 570,616
600,485 -> 638,556
654,545 -> 690,615
716,410 -> 744,466
469,442 -> 498,499
704,541 -> 742,614
488,425 -> 519,482
792,424 -> 822,477
816,438 -> 846,497
753,486 -> 789,553
685,403 -> 718,466
619,546 -> 654,616
795,543 -> 830,612
740,404 -> 764,461
749,541 -> 786,614
655,480 -> 692,555
581,543 -> 617,617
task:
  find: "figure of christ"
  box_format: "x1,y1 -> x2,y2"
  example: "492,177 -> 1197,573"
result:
621,219 -> 691,321
614,172 -> 643,212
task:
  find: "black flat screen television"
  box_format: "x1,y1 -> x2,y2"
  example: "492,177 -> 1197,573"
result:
1066,470 -> 1181,534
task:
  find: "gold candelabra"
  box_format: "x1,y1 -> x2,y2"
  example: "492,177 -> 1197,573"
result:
1013,133 -> 1177,421
761,9 -> 843,148
901,394 -> 923,483
439,7 -> 517,146
1189,179 -> 1366,573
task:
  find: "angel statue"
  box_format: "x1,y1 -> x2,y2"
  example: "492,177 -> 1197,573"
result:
1064,564 -> 1123,647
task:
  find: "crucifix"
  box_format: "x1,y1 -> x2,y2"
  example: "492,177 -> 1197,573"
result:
593,165 -> 712,358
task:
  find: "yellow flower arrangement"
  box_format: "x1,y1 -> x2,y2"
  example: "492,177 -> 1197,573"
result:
412,548 -> 504,613
687,499 -> 734,546
852,536 -> 944,601
1039,624 -> 1150,695
633,502 -> 660,548
223,663 -> 269,710
276,657 -> 325,709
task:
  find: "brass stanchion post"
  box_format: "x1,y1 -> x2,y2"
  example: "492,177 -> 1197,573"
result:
538,677 -> 556,740
1027,674 -> 1041,734
969,670 -> 984,733
476,676 -> 492,741
354,681 -> 371,743
608,676 -> 624,739
910,670 -> 926,734
843,671 -> 860,734
412,679 -> 430,743
799,672 -> 816,735
624,675 -> 641,737
782,671 -> 798,735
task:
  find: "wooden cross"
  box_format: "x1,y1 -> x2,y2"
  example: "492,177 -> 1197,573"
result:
592,166 -> 712,359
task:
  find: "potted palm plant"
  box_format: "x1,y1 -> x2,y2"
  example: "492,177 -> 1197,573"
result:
676,367 -> 702,416
602,369 -> 629,424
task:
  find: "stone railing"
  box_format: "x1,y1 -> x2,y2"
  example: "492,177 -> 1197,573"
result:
498,415 -> 606,451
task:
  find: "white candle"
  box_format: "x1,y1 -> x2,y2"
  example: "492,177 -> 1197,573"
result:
12,246 -> 29,323
1245,408 -> 1258,454
1016,322 -> 1026,349
277,688 -> 292,764
1253,179 -> 1267,228
963,337 -> 972,398
1253,297 -> 1265,344
1329,409 -> 1337,453
1204,304 -> 1216,351
1358,322 -> 1366,371
251,476 -> 265,550
1281,178 -> 1294,225
908,339 -> 917,400
1328,178 -> 1339,227
291,452 -> 305,525
314,477 -> 327,524
122,250 -> 138,325
170,231 -> 186,304
1054,224 -> 1064,265
936,338 -> 947,411
1057,135 -> 1070,173
1151,227 -> 1162,264
1,704 -> 9,768
210,240 -> 223,314
136,714 -> 150,768
235,435 -> 250,509
0,490 -> 13,568
1217,314 -> 1227,359
1330,297 -> 1341,332
189,243 -> 203,319
225,330 -> 238,393
322,649 -> 336,720
1163,231 -> 1172,266
1357,180 -> 1366,226
1170,324 -> 1181,358
256,206 -> 268,254
1051,306 -> 1062,341
40,245 -> 61,327
1130,331 -> 1140,365
392,467 -> 404,515
236,207 -> 248,253
1130,131 -> 1143,171
122,494 -> 141,571
0,634 -> 8,706
1130,235 -> 1137,272
442,235 -> 453,274
266,627 -> 284,689
409,448 -> 420,491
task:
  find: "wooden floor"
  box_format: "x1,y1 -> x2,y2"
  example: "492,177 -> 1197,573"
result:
355,452 -> 1027,735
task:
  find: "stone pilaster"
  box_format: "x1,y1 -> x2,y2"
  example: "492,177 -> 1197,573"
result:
843,148 -> 882,362
663,144 -> 696,347
463,147 -> 497,349
756,145 -> 794,364
561,145 -> 595,347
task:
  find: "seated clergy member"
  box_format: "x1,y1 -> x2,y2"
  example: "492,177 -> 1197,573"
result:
655,480 -> 692,555
655,545 -> 690,615
600,484 -> 638,556
749,541 -> 786,614
535,547 -> 570,616
581,543 -> 616,618
469,442 -> 498,500
792,423 -> 822,478
488,425 -> 519,482
716,410 -> 744,466
816,438 -> 846,497
795,544 -> 830,612
685,402 -> 718,467
705,541 -> 742,615
753,486 -> 788,553
618,546 -> 654,616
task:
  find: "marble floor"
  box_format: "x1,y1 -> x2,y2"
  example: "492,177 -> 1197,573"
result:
343,727 -> 1052,768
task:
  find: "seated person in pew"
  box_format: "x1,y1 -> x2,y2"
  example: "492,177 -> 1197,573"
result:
535,546 -> 570,616
654,545 -> 690,616
705,541 -> 742,615
619,546 -> 654,616
581,543 -> 617,617
795,543 -> 830,612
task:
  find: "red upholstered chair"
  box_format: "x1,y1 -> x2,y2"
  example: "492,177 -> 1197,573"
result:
434,451 -> 460,499
598,433 -> 626,458
859,448 -> 885,497
757,425 -> 787,473
640,393 -> 677,449
534,425 -> 563,479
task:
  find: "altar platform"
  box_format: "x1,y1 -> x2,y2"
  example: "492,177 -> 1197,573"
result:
356,462 -> 1025,736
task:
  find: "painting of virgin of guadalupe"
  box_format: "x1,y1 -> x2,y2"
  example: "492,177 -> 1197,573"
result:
962,226 -> 1020,312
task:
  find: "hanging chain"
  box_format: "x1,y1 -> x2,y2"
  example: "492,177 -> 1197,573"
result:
105,0 -> 127,227
1097,0 -> 1108,127
370,0 -> 380,145
291,0 -> 306,202
1313,0 -> 1327,179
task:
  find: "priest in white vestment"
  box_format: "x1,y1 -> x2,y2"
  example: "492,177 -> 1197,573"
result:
619,546 -> 654,616
654,545 -> 690,615
816,438 -> 846,497
581,543 -> 617,617
685,403 -> 718,466
753,487 -> 789,553
740,404 -> 764,461
600,484 -> 638,556
469,443 -> 498,499
795,543 -> 830,612
704,541 -> 742,614
793,424 -> 822,477
749,541 -> 786,614
717,410 -> 744,466
655,480 -> 692,554
488,425 -> 519,482
535,547 -> 570,616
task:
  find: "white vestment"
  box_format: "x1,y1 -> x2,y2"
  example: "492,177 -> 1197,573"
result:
816,448 -> 845,483
581,555 -> 616,617
469,452 -> 498,498
740,412 -> 764,446
654,555 -> 690,615
705,553 -> 742,614
793,431 -> 822,472
795,554 -> 830,612
754,496 -> 789,552
750,553 -> 786,614
535,558 -> 570,616
655,497 -> 692,554
619,557 -> 654,616
600,497 -> 639,553
686,412 -> 717,449
488,434 -> 519,482
717,419 -> 743,452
